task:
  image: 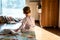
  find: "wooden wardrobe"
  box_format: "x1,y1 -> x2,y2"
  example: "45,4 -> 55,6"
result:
40,0 -> 59,27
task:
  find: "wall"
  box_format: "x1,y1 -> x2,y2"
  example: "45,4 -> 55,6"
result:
26,0 -> 39,20
29,2 -> 39,20
59,0 -> 60,28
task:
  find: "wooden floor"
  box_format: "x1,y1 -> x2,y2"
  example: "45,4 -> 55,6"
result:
35,22 -> 60,40
33,26 -> 60,40
43,27 -> 60,36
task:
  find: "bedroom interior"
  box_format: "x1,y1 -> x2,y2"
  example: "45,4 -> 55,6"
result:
0,0 -> 60,40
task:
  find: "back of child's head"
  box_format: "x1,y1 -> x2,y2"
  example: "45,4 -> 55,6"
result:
23,6 -> 31,14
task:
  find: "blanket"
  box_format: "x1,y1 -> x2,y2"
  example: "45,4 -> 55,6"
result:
0,31 -> 36,40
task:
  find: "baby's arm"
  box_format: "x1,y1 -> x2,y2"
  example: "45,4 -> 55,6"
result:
14,19 -> 26,32
14,23 -> 23,32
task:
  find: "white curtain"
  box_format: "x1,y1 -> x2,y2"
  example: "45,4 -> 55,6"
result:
0,0 -> 26,19
0,0 -> 2,15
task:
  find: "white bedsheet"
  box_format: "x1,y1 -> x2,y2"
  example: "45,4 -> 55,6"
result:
0,22 -> 22,31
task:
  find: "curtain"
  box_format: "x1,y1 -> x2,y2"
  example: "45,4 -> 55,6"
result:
0,0 -> 2,15
0,0 -> 26,19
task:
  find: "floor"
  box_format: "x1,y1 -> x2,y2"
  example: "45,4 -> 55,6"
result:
43,27 -> 60,36
34,26 -> 60,40
35,21 -> 60,37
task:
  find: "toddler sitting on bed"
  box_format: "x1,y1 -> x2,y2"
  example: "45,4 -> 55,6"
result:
15,6 -> 35,33
1,6 -> 35,34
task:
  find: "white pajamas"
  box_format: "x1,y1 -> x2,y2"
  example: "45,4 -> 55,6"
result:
20,16 -> 35,31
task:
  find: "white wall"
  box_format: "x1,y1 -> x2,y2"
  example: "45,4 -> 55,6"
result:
26,0 -> 39,20
59,0 -> 60,28
29,2 -> 39,20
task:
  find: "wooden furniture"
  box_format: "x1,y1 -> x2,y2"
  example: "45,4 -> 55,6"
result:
40,0 -> 59,27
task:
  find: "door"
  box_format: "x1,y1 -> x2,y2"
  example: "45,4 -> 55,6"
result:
41,0 -> 59,27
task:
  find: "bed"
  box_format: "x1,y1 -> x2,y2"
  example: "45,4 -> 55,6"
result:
0,22 -> 36,40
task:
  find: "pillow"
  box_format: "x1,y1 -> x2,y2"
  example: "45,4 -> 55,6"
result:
0,16 -> 21,24
0,16 -> 7,23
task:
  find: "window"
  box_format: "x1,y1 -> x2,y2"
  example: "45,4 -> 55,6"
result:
0,0 -> 26,19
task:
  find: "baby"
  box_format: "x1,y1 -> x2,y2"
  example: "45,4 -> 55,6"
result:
15,6 -> 35,32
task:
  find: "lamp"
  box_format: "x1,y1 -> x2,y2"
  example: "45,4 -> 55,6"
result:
38,4 -> 42,13
37,2 -> 42,27
37,0 -> 42,13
